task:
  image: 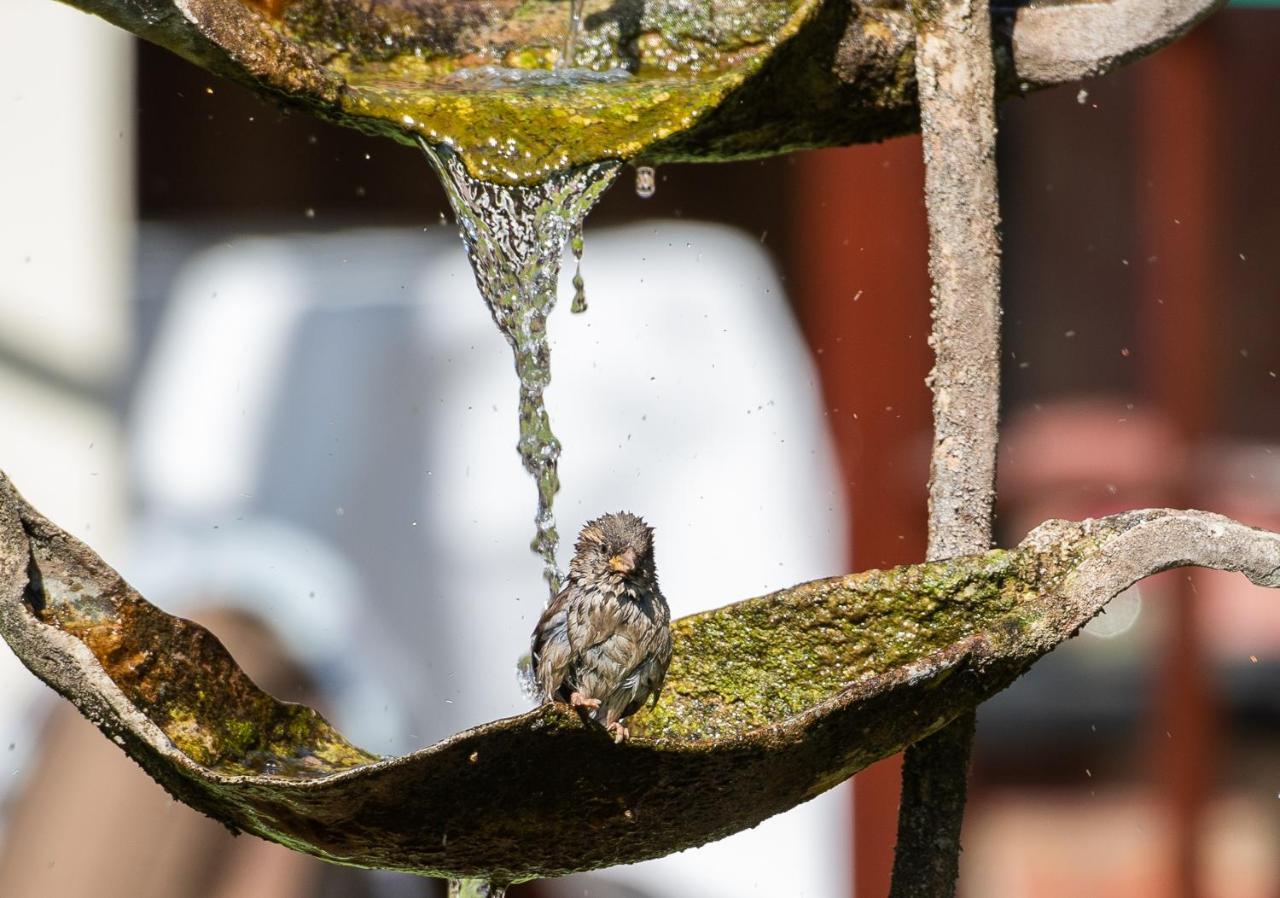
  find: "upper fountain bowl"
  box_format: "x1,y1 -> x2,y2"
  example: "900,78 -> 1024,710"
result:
129,0 -> 819,183
59,0 -> 1228,185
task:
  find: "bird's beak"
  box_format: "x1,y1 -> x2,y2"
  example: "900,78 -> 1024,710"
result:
608,548 -> 637,574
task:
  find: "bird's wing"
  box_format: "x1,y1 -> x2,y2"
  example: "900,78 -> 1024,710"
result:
530,587 -> 574,700
647,625 -> 673,707
606,621 -> 673,720
568,594 -> 622,654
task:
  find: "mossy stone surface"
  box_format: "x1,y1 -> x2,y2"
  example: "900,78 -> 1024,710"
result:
153,0 -> 818,183
8,473 -> 1274,878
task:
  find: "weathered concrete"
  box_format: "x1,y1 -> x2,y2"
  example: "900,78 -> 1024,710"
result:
1,471 -> 1276,880
49,0 -> 1227,181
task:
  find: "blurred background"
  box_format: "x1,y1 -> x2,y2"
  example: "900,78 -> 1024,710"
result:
0,1 -> 1277,896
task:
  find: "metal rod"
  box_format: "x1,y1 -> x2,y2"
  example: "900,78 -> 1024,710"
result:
888,0 -> 1003,892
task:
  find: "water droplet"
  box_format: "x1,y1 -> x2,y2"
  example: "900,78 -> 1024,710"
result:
570,225 -> 587,314
635,165 -> 657,199
449,880 -> 506,898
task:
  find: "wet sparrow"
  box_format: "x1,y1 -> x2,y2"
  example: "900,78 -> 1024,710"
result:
530,512 -> 671,743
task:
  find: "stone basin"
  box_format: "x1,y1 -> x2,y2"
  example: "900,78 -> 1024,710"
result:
2,471 -> 1277,880
60,0 -> 1225,183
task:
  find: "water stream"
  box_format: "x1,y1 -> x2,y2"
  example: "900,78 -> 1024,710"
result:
421,139 -> 620,597
569,224 -> 587,314
560,0 -> 587,69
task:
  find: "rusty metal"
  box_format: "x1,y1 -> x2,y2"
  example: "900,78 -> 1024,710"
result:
788,138 -> 933,897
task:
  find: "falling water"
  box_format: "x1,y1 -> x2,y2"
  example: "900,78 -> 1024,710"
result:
421,139 -> 620,597
560,0 -> 587,69
448,879 -> 506,898
569,224 -> 587,314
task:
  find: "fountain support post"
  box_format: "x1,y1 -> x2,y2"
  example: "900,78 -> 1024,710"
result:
888,0 -> 1003,894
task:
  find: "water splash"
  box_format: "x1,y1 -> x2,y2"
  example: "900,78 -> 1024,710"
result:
421,139 -> 620,597
570,224 -> 587,314
515,651 -> 540,703
449,880 -> 506,898
560,0 -> 587,70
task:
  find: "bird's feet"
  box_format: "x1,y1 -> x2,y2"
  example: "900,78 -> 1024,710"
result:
607,721 -> 630,744
569,692 -> 601,711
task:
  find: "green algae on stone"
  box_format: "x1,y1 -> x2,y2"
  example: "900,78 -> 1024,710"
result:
342,62 -> 745,184
62,0 -> 821,185
630,549 -> 1038,741
161,0 -> 822,185
52,0 -> 1229,186
329,0 -> 819,183
3,469 -> 1278,878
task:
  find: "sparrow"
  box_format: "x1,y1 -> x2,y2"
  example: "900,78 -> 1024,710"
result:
530,512 -> 672,743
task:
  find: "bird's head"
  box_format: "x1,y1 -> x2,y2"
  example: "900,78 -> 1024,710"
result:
570,512 -> 655,587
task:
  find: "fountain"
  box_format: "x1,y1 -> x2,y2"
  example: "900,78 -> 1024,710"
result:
0,0 -> 1261,892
